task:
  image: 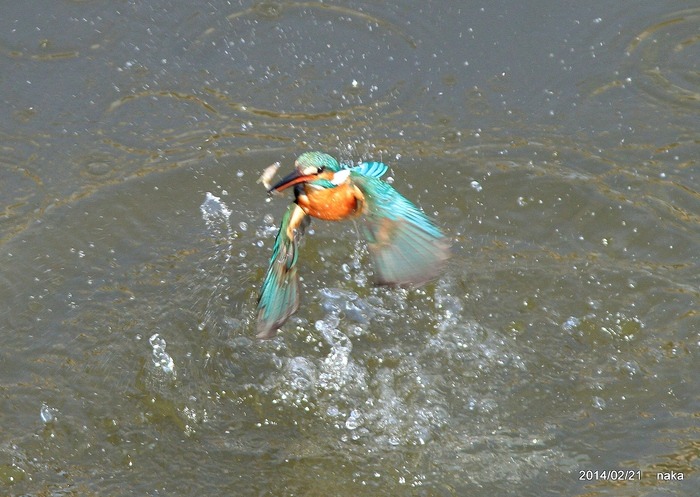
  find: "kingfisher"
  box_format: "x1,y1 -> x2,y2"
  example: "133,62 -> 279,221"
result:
256,151 -> 450,339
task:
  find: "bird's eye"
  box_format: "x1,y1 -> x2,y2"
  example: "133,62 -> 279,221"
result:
317,166 -> 325,173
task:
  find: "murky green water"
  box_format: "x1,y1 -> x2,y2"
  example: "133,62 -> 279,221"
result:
1,1 -> 698,495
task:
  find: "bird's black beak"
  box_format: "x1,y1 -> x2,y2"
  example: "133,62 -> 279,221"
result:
267,169 -> 316,194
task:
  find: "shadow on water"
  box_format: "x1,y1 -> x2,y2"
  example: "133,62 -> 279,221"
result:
0,1 -> 698,496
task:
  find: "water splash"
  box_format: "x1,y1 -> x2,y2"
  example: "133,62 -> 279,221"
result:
200,192 -> 233,252
318,287 -> 380,326
316,317 -> 358,392
260,286 -> 455,447
149,333 -> 176,377
198,192 -> 238,333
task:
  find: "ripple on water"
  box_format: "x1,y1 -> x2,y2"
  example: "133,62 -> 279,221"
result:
623,7 -> 700,111
0,154 -> 45,242
0,3 -> 106,61
102,90 -> 219,156
186,2 -> 429,122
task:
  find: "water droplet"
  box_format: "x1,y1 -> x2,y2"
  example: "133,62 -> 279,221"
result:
562,316 -> 580,331
40,403 -> 57,424
345,410 -> 363,430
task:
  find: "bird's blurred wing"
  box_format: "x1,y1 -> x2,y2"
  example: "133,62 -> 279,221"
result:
256,204 -> 308,338
351,174 -> 450,286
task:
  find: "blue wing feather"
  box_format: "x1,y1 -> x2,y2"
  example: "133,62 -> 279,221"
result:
256,204 -> 306,338
351,174 -> 450,286
348,161 -> 388,179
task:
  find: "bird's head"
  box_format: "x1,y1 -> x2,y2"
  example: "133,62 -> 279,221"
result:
268,152 -> 349,193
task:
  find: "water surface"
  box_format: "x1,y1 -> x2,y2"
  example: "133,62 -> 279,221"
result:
0,1 -> 698,495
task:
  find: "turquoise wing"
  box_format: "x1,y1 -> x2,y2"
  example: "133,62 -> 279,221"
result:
348,161 -> 388,178
351,174 -> 450,286
256,204 -> 307,338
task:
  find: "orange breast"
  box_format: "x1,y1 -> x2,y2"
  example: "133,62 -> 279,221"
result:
298,183 -> 361,221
